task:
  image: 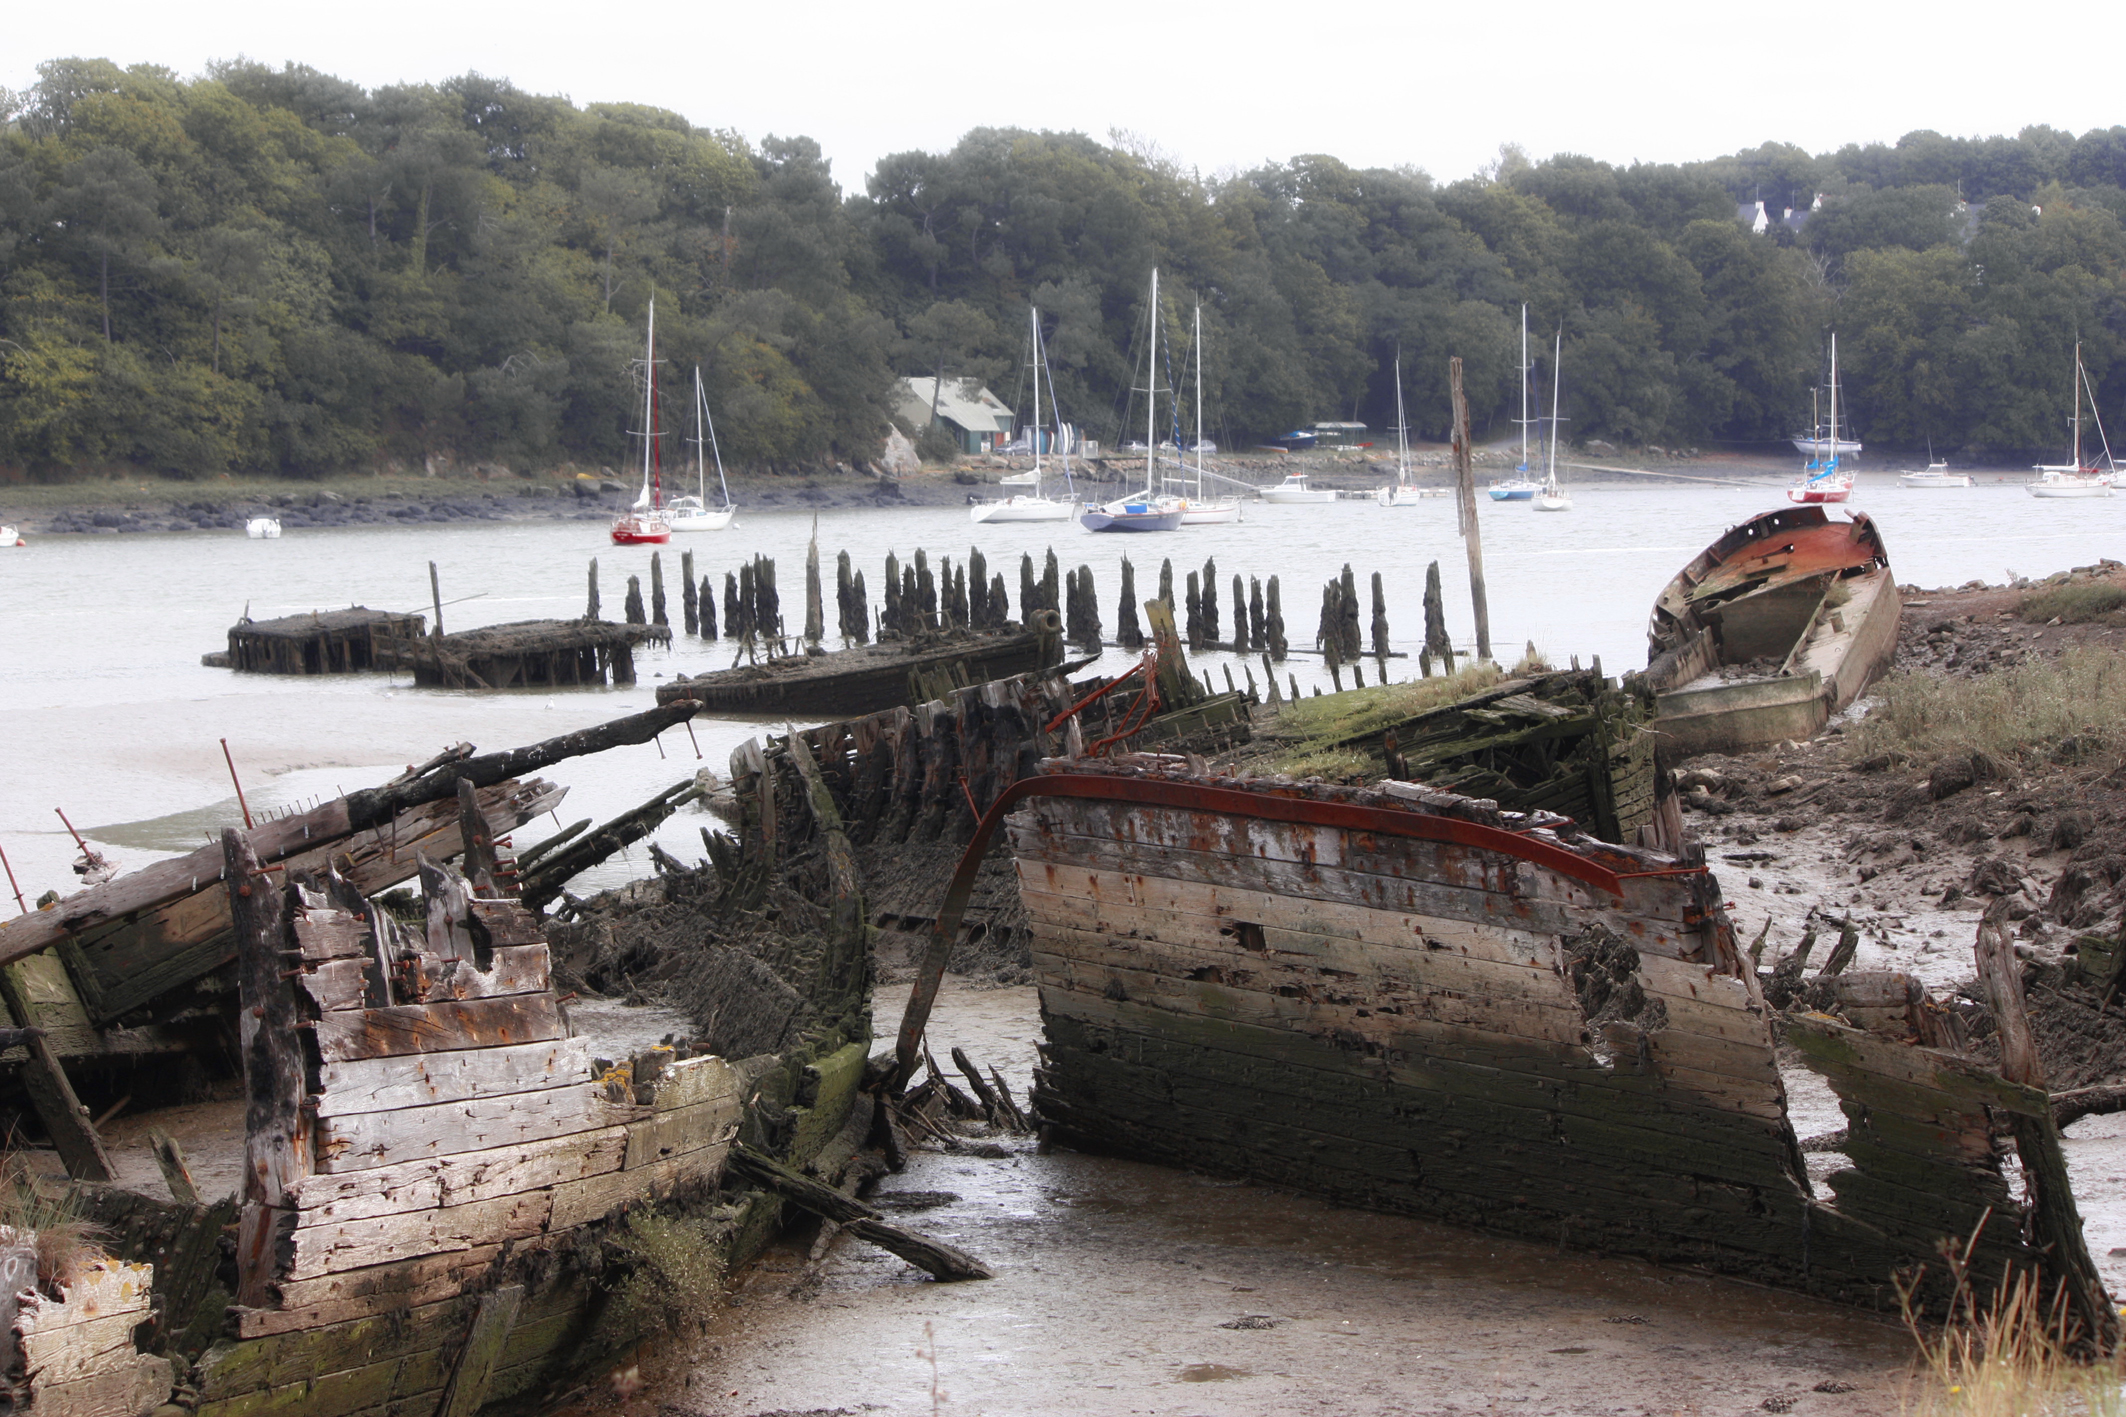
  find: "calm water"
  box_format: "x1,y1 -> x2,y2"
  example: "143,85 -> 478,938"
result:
2,472 -> 2119,902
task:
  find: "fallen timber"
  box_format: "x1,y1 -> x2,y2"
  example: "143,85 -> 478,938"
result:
1645,507 -> 1901,756
657,612 -> 1066,718
375,618 -> 668,689
219,607 -> 428,674
0,695 -> 920,1414
885,753 -> 2114,1335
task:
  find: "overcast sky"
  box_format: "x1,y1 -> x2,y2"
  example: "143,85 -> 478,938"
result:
8,0 -> 2121,192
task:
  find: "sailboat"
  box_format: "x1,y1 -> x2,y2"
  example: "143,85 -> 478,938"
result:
973,309 -> 1077,523
667,367 -> 736,531
1787,334 -> 1854,505
611,294 -> 673,545
1178,304 -> 1242,524
1488,305 -> 1541,501
2027,342 -> 2116,498
1533,331 -> 1571,512
1082,269 -> 1185,533
1376,355 -> 1428,506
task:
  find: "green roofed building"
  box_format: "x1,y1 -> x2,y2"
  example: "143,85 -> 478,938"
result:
896,377 -> 1015,455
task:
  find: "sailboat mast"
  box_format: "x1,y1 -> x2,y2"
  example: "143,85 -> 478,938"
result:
1146,269 -> 1159,497
1827,333 -> 1838,474
1547,331 -> 1562,490
2074,340 -> 2084,468
1193,303 -> 1204,499
1395,354 -> 1410,485
641,294 -> 658,507
1029,307 -> 1043,494
693,366 -> 707,504
1518,305 -> 1530,472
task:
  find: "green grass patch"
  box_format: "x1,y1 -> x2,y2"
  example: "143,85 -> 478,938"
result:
2017,581 -> 2126,624
1845,647 -> 2126,767
1260,663 -> 1505,779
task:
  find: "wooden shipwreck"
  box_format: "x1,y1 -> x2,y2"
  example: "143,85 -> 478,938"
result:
375,619 -> 668,689
219,608 -> 427,674
947,756 -> 2112,1334
656,613 -> 1067,718
1645,507 -> 1902,756
0,701 -> 894,1415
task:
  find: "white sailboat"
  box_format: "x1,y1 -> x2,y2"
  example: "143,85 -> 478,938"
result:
974,308 -> 1078,523
1787,334 -> 1854,505
1533,331 -> 1572,512
667,367 -> 737,531
1083,270 -> 1185,532
1179,304 -> 1242,524
1899,453 -> 1969,489
611,294 -> 673,545
2028,342 -> 2115,498
1376,355 -> 1427,506
244,516 -> 281,539
1488,305 -> 1541,501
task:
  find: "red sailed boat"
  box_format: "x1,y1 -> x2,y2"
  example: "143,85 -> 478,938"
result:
612,294 -> 673,546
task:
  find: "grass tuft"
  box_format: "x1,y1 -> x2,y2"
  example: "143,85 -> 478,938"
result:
0,1153 -> 107,1290
1845,648 -> 2126,769
1896,1240 -> 2126,1416
2019,582 -> 2126,625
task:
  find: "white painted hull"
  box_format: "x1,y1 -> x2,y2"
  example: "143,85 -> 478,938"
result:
245,518 -> 281,539
1898,472 -> 1971,488
2027,481 -> 2113,498
1,525 -> 19,546
971,496 -> 1075,523
668,506 -> 736,530
1259,486 -> 1334,504
1179,500 -> 1242,524
1533,493 -> 1573,511
1791,437 -> 1863,457
1376,485 -> 1427,506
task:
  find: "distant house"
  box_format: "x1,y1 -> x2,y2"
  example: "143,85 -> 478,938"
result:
895,377 -> 1015,455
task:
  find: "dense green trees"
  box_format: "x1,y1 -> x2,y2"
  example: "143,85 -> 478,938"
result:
5,59 -> 2126,479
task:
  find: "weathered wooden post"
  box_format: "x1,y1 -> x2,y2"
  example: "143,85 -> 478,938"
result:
1076,564 -> 1102,652
227,827 -> 305,1308
624,574 -> 646,625
1422,559 -> 1454,675
952,563 -> 969,628
915,549 -> 936,630
1450,355 -> 1492,661
1184,572 -> 1203,649
1249,577 -> 1265,649
804,521 -> 824,649
1231,574 -> 1247,652
988,573 -> 1008,627
1201,558 -> 1219,646
723,571 -> 740,640
900,562 -> 918,633
1262,652 -> 1281,704
852,569 -> 869,643
1116,558 -> 1144,648
1266,575 -> 1288,660
681,549 -> 698,635
701,575 -> 717,639
1019,554 -> 1036,621
969,547 -> 989,627
586,558 -> 601,621
430,561 -> 445,638
1040,549 -> 1059,613
836,550 -> 855,644
1338,564 -> 1362,659
650,552 -> 668,627
1158,558 -> 1174,609
883,557 -> 903,638
1371,571 -> 1390,671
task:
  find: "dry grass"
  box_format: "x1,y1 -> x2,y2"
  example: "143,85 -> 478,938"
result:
1895,1247 -> 2126,1417
2020,583 -> 2126,625
0,1153 -> 106,1290
1846,648 -> 2126,769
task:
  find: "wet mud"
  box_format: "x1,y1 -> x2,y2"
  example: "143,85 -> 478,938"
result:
600,982 -> 1916,1417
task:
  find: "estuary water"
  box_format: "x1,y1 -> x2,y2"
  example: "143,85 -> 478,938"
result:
1,472 -> 2120,904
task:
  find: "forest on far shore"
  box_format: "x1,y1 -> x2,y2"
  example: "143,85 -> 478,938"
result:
6,57 -> 2126,480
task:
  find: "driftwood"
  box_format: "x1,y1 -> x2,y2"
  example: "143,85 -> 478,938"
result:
727,1145 -> 991,1281
2054,1084 -> 2126,1130
519,778 -> 705,913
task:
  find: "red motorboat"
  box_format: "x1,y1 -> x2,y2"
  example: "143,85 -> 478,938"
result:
612,294 -> 673,546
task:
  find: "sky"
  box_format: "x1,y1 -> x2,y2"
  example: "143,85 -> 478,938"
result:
7,0 -> 2123,191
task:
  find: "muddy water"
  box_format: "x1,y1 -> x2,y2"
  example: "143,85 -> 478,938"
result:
620,981 -> 1915,1417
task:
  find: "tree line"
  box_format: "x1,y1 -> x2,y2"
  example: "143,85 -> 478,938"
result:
5,57 -> 2126,480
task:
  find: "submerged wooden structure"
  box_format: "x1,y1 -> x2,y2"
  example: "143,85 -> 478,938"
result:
939,755 -> 2114,1334
657,613 -> 1066,718
376,619 -> 668,689
222,608 -> 426,674
1645,507 -> 1901,755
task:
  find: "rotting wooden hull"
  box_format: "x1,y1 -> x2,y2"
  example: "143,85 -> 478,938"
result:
1643,507 -> 1900,757
657,618 -> 1065,718
1002,760 -> 2111,1318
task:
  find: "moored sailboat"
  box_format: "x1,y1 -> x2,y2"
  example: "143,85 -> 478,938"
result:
1787,333 -> 1854,505
974,308 -> 1078,524
667,366 -> 736,531
1177,304 -> 1242,525
611,294 -> 673,545
1533,330 -> 1572,511
1376,355 -> 1426,506
1084,270 -> 1185,532
1489,305 -> 1542,501
2027,342 -> 2115,498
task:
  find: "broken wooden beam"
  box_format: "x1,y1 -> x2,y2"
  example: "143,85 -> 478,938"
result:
727,1144 -> 991,1281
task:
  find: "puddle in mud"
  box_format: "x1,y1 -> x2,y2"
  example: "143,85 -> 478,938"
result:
612,979 -> 1919,1417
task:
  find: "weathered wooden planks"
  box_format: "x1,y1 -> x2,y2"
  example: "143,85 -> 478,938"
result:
312,995 -> 565,1064
314,1040 -> 593,1118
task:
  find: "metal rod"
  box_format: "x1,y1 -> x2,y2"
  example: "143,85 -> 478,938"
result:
53,808 -> 88,851
221,738 -> 254,829
0,843 -> 25,914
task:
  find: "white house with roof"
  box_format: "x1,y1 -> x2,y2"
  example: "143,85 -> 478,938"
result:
895,377 -> 1015,455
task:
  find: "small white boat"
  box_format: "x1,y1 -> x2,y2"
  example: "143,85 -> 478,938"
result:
1899,461 -> 1970,488
1259,471 -> 1335,504
1178,498 -> 1241,524
1172,305 -> 1243,525
1533,331 -> 1572,511
2026,342 -> 2116,499
974,307 -> 1077,524
1,524 -> 21,546
245,517 -> 282,539
1377,356 -> 1426,507
612,294 -> 672,545
669,366 -> 737,531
